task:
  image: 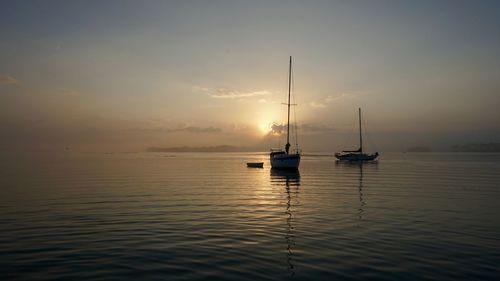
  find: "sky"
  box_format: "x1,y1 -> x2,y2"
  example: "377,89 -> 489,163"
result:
1,0 -> 499,152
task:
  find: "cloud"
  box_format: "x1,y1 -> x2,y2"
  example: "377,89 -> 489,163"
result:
193,86 -> 271,99
301,123 -> 336,133
270,123 -> 286,135
309,93 -> 349,108
181,126 -> 222,133
192,85 -> 210,92
309,101 -> 326,108
269,122 -> 336,135
0,74 -> 19,85
213,88 -> 270,99
139,125 -> 222,134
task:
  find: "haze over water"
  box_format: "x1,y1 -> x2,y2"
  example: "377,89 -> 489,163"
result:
1,152 -> 499,280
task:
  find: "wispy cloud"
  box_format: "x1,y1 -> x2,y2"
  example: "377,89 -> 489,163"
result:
309,93 -> 349,108
301,123 -> 336,133
193,86 -> 271,99
139,125 -> 222,134
269,122 -> 336,135
211,88 -> 270,99
181,126 -> 222,133
0,74 -> 19,85
309,101 -> 327,108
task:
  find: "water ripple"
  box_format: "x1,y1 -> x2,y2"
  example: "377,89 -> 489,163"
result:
1,152 -> 499,280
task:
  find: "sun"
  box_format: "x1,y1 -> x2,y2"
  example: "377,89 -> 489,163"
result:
253,106 -> 281,136
258,123 -> 272,135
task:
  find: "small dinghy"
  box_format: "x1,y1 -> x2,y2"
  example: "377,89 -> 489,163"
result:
247,162 -> 264,168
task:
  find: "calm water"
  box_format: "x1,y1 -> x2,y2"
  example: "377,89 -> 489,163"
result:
1,152 -> 499,280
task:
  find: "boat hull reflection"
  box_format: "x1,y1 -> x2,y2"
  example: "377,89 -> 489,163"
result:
270,168 -> 301,184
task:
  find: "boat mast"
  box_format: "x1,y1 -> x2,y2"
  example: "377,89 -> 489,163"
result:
285,56 -> 292,154
359,107 -> 363,153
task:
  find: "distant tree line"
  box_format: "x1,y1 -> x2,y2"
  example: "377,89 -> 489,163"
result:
147,145 -> 255,152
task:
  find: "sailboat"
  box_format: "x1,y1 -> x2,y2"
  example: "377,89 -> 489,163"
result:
335,108 -> 379,161
270,56 -> 301,169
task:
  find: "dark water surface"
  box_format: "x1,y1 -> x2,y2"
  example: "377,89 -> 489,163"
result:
1,152 -> 499,280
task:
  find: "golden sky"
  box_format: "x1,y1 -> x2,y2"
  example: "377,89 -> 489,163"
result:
1,1 -> 499,152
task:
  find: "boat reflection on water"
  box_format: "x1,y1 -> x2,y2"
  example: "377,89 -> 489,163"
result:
270,168 -> 301,186
335,161 -> 378,220
357,164 -> 365,220
270,168 -> 300,278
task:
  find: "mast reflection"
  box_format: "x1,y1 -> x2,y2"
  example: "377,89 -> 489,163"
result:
270,169 -> 300,278
335,161 -> 378,220
358,164 -> 365,220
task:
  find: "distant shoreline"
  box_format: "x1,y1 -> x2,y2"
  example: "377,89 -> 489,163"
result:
451,143 -> 500,152
146,145 -> 260,153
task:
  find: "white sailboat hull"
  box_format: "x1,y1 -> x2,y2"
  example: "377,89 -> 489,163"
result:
270,153 -> 301,169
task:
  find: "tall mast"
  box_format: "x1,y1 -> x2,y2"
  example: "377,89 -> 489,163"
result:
285,56 -> 292,154
359,107 -> 363,153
